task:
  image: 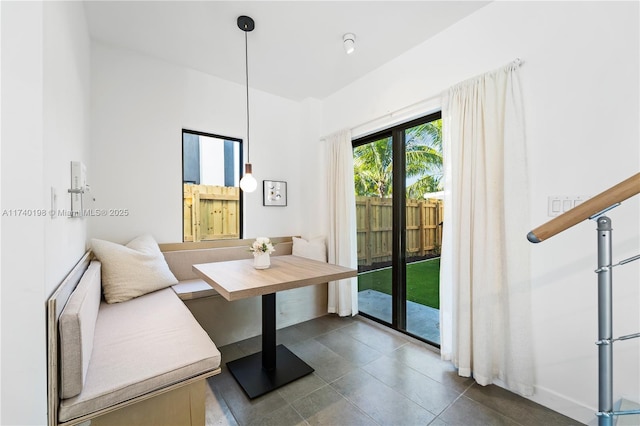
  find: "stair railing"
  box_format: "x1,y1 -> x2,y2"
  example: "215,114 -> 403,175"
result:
527,172 -> 640,426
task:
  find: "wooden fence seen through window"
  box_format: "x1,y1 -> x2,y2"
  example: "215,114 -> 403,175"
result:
356,196 -> 443,266
183,184 -> 240,242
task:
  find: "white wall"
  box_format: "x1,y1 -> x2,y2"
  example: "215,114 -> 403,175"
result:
319,2 -> 639,423
89,42 -> 303,244
0,1 -> 91,424
43,0 -> 92,297
298,97 -> 327,240
1,3 -> 46,423
199,138 -> 225,185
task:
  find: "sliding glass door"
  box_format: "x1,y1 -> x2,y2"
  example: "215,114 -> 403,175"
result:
354,112 -> 442,345
354,134 -> 394,323
403,119 -> 443,343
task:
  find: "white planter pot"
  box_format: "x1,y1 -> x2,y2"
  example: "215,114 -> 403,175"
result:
253,252 -> 271,269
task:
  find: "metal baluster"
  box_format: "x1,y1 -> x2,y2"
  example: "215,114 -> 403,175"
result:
595,216 -> 613,426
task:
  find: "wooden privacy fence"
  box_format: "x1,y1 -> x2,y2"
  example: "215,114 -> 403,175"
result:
356,196 -> 443,266
184,184 -> 240,242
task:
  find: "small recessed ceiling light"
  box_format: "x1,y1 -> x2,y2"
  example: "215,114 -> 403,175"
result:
343,33 -> 356,55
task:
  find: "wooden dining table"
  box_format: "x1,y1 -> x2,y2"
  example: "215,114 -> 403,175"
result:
192,255 -> 357,399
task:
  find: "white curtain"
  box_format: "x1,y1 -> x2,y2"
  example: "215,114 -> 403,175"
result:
324,129 -> 358,316
440,60 -> 534,395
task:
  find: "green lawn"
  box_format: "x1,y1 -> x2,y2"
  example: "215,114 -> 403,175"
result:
357,258 -> 440,309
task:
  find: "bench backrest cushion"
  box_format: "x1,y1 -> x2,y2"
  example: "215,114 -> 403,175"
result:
59,260 -> 102,399
91,235 -> 178,304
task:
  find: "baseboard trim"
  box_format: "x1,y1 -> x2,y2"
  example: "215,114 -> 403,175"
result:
525,385 -> 597,425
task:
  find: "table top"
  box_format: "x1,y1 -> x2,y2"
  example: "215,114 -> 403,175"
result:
192,255 -> 357,301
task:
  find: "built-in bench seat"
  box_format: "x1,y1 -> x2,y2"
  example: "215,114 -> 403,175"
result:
47,236 -> 326,425
48,251 -> 222,426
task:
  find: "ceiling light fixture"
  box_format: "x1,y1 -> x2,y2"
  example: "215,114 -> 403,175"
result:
238,15 -> 257,193
343,33 -> 356,55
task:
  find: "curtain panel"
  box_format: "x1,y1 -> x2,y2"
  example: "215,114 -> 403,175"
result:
324,129 -> 358,316
440,61 -> 534,395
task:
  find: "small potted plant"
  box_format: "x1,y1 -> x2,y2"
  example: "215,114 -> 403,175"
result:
250,237 -> 276,269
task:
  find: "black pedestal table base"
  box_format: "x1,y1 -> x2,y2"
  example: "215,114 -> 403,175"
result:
225,293 -> 314,399
226,344 -> 314,399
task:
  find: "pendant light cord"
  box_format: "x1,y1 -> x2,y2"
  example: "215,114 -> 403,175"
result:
244,30 -> 250,164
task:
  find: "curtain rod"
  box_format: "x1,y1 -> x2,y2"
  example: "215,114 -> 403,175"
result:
321,91 -> 442,141
322,57 -> 524,141
351,92 -> 442,137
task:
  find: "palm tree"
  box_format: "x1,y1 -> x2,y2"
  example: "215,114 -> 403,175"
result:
405,120 -> 443,198
353,120 -> 442,199
353,136 -> 393,197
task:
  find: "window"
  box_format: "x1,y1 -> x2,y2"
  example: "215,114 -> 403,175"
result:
182,129 -> 243,242
353,112 -> 443,346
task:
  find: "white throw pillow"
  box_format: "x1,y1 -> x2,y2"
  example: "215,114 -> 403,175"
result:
292,236 -> 327,262
91,234 -> 178,303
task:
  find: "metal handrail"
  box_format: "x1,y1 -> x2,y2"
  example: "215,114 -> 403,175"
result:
526,172 -> 640,426
527,172 -> 639,243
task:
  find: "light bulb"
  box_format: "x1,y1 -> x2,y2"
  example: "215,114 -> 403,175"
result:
239,163 -> 257,192
240,173 -> 257,192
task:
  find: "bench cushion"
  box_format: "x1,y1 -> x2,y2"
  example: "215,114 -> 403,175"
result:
58,288 -> 221,422
59,260 -> 102,399
172,279 -> 218,300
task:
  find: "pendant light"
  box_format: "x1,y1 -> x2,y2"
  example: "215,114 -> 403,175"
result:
238,15 -> 258,193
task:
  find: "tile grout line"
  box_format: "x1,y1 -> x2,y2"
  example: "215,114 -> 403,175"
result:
327,379 -> 383,426
329,323 -> 477,421
206,376 -> 242,426
425,376 -> 476,423
459,384 -> 528,426
281,400 -> 311,426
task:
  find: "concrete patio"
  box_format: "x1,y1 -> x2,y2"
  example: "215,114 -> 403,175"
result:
358,289 -> 441,345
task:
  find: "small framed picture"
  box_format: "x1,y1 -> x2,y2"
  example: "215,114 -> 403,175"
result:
263,180 -> 287,206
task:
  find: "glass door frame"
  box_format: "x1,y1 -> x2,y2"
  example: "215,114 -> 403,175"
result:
353,111 -> 442,345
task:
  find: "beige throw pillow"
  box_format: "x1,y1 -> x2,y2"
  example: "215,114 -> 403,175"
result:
292,236 -> 327,262
91,234 -> 178,303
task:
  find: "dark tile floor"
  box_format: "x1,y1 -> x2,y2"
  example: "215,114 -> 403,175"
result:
205,315 -> 583,426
